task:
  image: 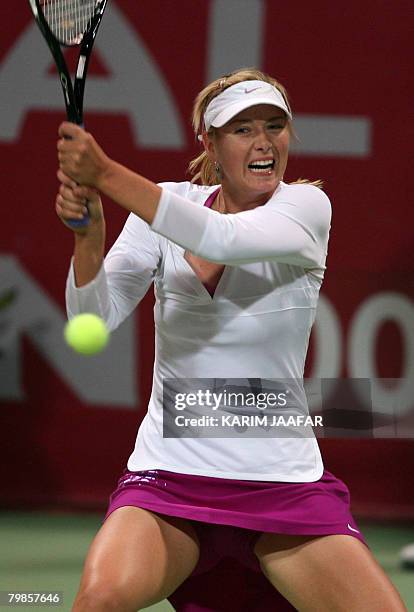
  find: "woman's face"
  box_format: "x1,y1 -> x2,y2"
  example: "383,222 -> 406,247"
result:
206,104 -> 290,204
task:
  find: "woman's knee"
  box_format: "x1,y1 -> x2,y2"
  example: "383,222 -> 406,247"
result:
73,582 -> 144,612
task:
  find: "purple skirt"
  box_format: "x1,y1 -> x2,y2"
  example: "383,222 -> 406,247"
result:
105,468 -> 366,612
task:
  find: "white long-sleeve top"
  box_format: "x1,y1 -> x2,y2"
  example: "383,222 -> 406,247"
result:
66,180 -> 331,481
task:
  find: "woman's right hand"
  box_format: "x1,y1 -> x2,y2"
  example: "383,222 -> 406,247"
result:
56,168 -> 104,233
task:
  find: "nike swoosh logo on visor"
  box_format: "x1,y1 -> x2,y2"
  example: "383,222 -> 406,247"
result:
347,523 -> 360,533
244,87 -> 262,94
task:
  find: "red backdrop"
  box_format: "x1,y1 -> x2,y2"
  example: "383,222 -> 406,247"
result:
0,1 -> 413,518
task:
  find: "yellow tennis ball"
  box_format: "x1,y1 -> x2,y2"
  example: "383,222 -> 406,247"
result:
64,313 -> 109,355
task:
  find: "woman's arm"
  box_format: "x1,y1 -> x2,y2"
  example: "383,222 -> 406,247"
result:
152,183 -> 331,268
66,211 -> 161,331
56,169 -> 106,286
57,123 -> 331,269
56,158 -> 161,330
57,123 -> 161,224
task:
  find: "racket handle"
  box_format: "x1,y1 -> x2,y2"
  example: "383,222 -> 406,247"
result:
64,123 -> 90,229
66,207 -> 90,229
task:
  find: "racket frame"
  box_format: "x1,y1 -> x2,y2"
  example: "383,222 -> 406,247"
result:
28,0 -> 108,125
28,0 -> 108,227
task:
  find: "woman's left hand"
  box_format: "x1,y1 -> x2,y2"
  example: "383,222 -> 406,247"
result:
57,122 -> 110,188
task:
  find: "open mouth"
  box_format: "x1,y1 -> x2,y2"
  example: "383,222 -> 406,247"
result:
247,159 -> 275,174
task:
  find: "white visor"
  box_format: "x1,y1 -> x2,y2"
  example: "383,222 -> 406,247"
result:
204,80 -> 292,131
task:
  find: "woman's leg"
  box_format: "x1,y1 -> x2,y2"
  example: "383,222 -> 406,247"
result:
73,506 -> 200,611
254,533 -> 406,612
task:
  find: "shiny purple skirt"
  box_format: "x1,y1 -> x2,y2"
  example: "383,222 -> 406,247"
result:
105,468 -> 366,611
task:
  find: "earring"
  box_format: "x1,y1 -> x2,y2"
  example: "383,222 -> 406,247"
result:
214,161 -> 222,179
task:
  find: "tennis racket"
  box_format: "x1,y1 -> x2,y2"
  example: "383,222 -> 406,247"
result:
28,0 -> 109,227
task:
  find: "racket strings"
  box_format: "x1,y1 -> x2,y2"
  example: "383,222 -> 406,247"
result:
40,0 -> 99,45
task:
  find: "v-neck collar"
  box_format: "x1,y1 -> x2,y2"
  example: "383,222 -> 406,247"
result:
204,186 -> 221,210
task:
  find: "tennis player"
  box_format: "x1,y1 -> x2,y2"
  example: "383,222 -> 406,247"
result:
57,69 -> 406,611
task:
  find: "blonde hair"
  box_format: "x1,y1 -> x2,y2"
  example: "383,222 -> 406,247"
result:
188,67 -> 323,189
